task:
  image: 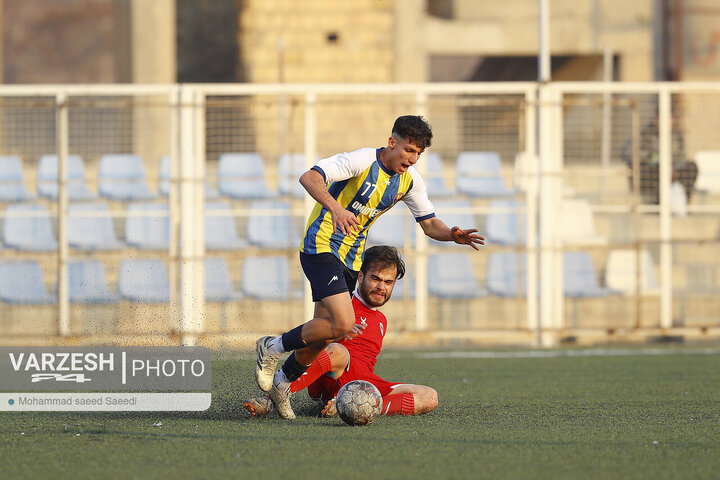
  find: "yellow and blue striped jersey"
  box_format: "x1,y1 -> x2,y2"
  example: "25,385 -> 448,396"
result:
300,147 -> 435,271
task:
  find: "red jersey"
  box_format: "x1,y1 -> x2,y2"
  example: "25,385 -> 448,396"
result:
338,294 -> 387,371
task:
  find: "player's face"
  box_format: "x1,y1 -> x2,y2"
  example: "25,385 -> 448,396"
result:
384,135 -> 424,174
357,264 -> 397,307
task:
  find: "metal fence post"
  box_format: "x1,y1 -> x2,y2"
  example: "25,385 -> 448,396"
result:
56,92 -> 69,337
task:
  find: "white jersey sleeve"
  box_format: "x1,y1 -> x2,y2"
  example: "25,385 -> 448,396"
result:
403,167 -> 436,221
313,148 -> 377,185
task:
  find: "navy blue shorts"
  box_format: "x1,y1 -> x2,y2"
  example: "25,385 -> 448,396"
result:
300,252 -> 358,302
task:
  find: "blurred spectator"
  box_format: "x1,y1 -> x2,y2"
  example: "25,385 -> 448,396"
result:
623,112 -> 698,204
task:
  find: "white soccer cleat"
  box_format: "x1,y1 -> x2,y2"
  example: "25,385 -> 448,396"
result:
269,379 -> 295,420
321,397 -> 337,418
255,336 -> 281,393
243,396 -> 273,418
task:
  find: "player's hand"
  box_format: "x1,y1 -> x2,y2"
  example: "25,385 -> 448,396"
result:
331,208 -> 361,236
451,226 -> 485,251
341,322 -> 367,341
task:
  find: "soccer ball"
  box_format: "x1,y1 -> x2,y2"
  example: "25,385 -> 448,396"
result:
336,380 -> 383,426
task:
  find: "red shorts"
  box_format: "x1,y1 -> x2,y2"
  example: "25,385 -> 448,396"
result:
307,358 -> 402,404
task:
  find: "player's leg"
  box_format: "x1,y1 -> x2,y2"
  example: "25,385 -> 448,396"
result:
255,253 -> 356,395
290,343 -> 349,394
244,344 -> 350,419
268,294 -> 355,419
382,384 -> 439,415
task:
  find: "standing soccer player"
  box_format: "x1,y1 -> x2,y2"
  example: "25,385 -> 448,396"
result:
245,245 -> 438,418
255,115 -> 483,418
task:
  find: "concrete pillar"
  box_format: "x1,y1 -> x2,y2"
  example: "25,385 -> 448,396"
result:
394,0 -> 428,82
115,0 -> 176,83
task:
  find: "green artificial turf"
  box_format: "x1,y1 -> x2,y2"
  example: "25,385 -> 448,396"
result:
1,348 -> 719,479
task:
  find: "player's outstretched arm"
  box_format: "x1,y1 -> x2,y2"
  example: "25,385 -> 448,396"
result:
299,169 -> 360,235
418,217 -> 485,251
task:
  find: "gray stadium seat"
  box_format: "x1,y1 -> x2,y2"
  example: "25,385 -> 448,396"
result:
125,203 -> 169,250
456,151 -> 514,197
0,261 -> 56,304
242,256 -> 297,300
423,153 -> 454,197
486,252 -> 526,297
37,154 -> 96,201
428,253 -> 487,298
158,155 -> 219,198
68,202 -> 125,251
205,258 -> 243,302
118,259 -> 170,302
67,260 -> 119,304
98,154 -> 156,201
217,153 -> 277,199
247,200 -> 301,249
278,153 -> 313,198
486,251 -> 611,298
3,203 -> 58,252
486,200 -> 525,246
0,155 -> 35,202
563,251 -> 611,298
205,201 -> 247,250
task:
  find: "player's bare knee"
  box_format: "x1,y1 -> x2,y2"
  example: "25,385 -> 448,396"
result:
417,387 -> 438,414
326,343 -> 350,375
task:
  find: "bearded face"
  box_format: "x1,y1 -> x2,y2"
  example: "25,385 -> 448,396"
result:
357,264 -> 397,308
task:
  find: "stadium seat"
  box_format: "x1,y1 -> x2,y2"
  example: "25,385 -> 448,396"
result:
560,199 -> 606,246
217,153 -> 277,199
0,155 -> 35,202
693,150 -> 720,194
242,256 -> 298,300
205,201 -> 247,250
486,200 -> 526,245
98,154 -> 156,201
486,251 -> 610,298
366,203 -> 416,247
563,251 -> 612,298
278,153 -> 315,198
456,151 -> 514,197
37,154 -> 96,201
0,261 -> 56,304
118,259 -> 170,302
429,199 -> 476,248
158,155 -> 220,198
604,249 -> 660,296
422,153 -> 454,197
3,204 -> 58,252
205,258 -> 243,302
247,200 -> 301,249
68,202 -> 125,251
486,252 -> 526,297
67,260 -> 119,304
125,203 -> 169,250
428,253 -> 487,298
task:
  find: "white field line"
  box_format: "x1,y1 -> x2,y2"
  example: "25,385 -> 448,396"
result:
381,347 -> 720,360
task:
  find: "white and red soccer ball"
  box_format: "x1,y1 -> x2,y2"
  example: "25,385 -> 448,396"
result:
336,380 -> 383,426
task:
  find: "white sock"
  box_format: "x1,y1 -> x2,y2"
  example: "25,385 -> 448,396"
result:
274,369 -> 291,391
267,336 -> 285,356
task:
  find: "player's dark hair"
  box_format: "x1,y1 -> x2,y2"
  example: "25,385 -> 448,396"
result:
392,115 -> 433,149
361,245 -> 405,280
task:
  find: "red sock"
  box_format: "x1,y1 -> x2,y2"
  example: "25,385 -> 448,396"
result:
381,393 -> 415,416
290,349 -> 333,393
